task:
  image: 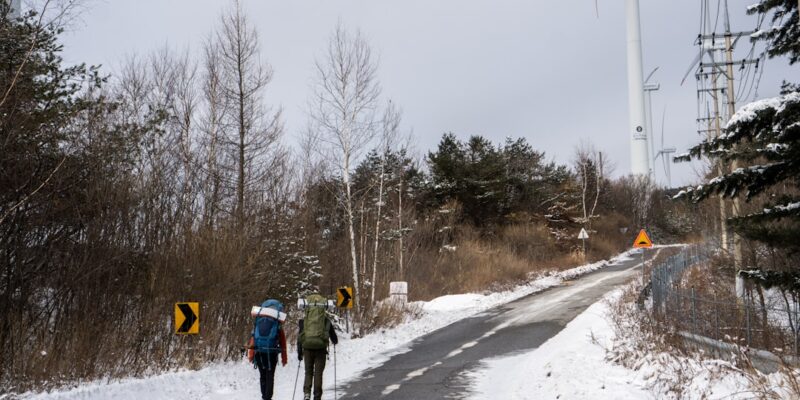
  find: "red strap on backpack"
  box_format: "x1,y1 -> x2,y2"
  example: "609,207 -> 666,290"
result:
247,336 -> 255,362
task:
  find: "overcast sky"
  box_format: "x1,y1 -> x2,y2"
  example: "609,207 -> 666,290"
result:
54,0 -> 796,186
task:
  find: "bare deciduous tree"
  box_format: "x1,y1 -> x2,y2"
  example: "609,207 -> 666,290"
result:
573,142 -> 610,233
309,23 -> 381,317
370,101 -> 400,307
199,38 -> 230,226
216,2 -> 282,226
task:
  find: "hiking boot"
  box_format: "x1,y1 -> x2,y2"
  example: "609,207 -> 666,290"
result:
303,394 -> 310,400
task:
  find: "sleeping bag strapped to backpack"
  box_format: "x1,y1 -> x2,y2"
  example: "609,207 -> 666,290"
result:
300,293 -> 330,350
253,299 -> 284,354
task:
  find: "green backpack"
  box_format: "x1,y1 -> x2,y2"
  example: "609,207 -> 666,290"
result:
300,294 -> 330,350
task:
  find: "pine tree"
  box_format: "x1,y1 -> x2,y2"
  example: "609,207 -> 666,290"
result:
427,133 -> 573,227
675,1 -> 800,287
1,4 -> 154,383
748,0 -> 799,65
674,85 -> 799,250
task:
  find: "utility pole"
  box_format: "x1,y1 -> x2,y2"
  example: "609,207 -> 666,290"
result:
693,0 -> 760,294
710,49 -> 729,252
625,0 -> 651,177
723,0 -> 745,275
695,0 -> 757,253
696,30 -> 729,250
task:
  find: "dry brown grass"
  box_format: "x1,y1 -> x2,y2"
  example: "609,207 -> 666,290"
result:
585,212 -> 631,261
361,301 -> 423,335
446,238 -> 533,292
405,221 -> 625,301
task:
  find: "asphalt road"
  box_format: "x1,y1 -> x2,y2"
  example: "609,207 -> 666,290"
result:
338,250 -> 655,400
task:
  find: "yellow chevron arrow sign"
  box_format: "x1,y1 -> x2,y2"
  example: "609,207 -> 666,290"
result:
175,302 -> 199,335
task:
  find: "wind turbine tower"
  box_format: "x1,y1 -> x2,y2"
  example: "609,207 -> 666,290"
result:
654,112 -> 677,187
625,0 -> 651,177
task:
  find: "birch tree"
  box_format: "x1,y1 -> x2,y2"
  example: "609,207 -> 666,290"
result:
309,24 -> 381,316
369,101 -> 400,307
573,143 -> 607,231
396,149 -> 410,280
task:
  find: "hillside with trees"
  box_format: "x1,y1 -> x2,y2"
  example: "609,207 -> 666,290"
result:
0,2 -> 699,393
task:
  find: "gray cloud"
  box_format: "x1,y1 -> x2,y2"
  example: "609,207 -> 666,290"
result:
60,0 -> 796,186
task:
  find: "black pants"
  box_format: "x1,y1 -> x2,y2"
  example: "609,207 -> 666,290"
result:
255,352 -> 279,400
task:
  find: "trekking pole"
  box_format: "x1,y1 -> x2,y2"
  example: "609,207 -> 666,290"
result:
334,345 -> 338,400
291,362 -> 301,400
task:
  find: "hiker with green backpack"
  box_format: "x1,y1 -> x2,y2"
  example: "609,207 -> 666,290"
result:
297,293 -> 339,400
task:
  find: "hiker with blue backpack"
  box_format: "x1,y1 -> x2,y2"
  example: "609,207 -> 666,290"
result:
297,293 -> 338,400
248,299 -> 289,400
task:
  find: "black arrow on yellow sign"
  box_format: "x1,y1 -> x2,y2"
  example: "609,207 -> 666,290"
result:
175,302 -> 199,334
337,287 -> 353,309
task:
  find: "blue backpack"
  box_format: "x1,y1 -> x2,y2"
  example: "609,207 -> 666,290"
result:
253,299 -> 283,354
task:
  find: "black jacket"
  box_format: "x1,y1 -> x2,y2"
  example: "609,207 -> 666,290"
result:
297,318 -> 338,355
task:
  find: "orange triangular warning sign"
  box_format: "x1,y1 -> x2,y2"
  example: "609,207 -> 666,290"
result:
632,229 -> 653,248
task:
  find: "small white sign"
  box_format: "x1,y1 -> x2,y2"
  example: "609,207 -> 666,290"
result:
578,228 -> 589,240
389,281 -> 408,305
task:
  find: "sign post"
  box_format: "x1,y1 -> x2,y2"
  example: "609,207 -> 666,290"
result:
337,287 -> 353,334
578,228 -> 589,258
632,229 -> 654,285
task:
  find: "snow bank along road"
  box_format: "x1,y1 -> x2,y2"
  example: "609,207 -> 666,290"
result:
17,251 -> 650,400
339,251 -> 655,399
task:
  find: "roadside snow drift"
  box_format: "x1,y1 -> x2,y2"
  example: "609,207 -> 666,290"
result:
467,292 -> 651,399
17,251 -> 639,400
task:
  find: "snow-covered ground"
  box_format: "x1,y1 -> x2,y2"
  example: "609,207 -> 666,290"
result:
468,291 -> 651,399
469,288 -> 799,400
16,251 -> 640,400
11,252 -> 794,400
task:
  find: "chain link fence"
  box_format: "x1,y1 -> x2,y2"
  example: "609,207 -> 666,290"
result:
649,245 -> 800,356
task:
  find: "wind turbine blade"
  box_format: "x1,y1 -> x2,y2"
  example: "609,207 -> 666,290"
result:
645,67 -> 660,84
681,52 -> 703,85
732,33 -> 743,48
655,106 -> 667,181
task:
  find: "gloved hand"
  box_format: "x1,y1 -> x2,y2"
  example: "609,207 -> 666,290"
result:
298,352 -> 303,362
281,352 -> 288,366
